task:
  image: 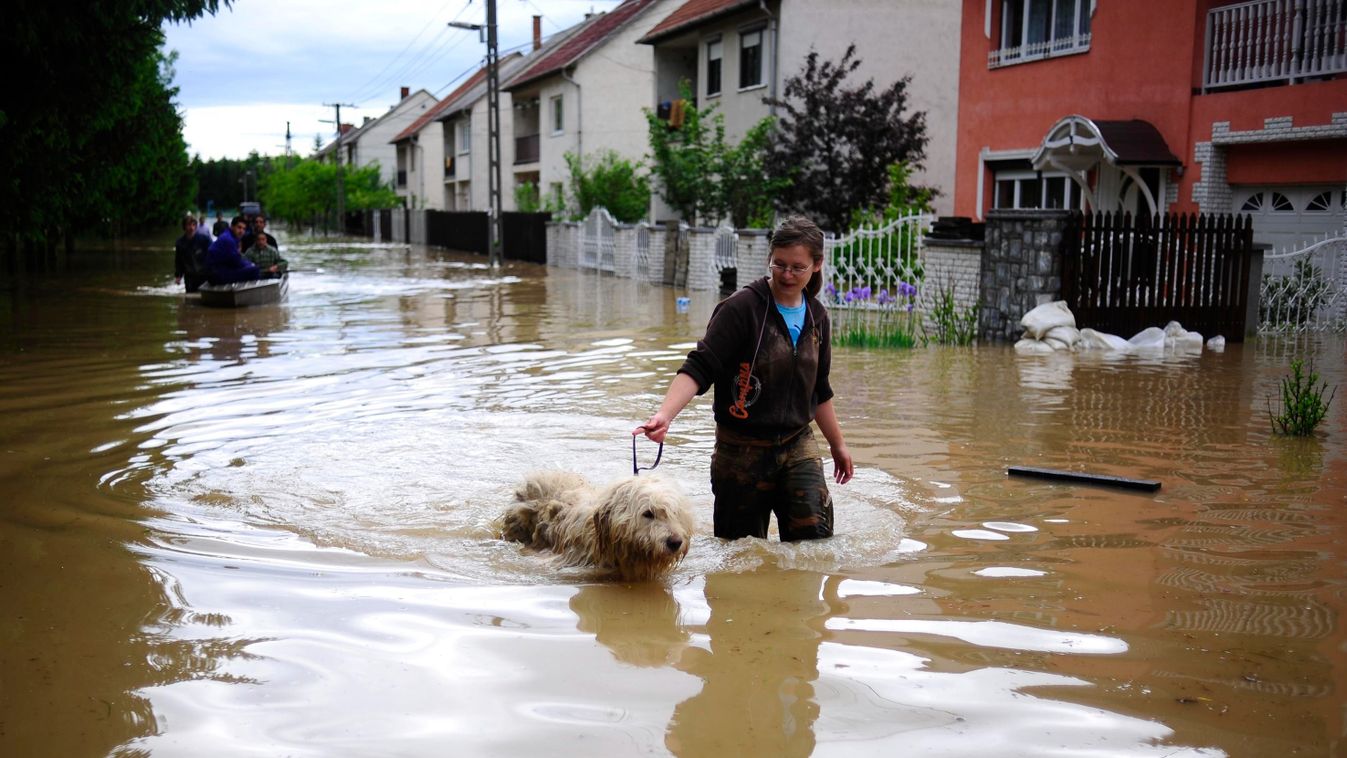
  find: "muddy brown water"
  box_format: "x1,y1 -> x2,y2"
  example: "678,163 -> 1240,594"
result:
1,241 -> 1343,757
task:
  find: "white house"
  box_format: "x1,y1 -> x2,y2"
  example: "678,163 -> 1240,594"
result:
638,0 -> 962,217
502,0 -> 680,216
319,88 -> 438,192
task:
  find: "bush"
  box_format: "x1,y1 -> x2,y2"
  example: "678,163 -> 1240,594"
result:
1268,358 -> 1336,436
564,151 -> 650,223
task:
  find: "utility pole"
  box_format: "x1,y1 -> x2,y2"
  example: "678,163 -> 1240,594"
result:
450,0 -> 503,266
323,102 -> 356,234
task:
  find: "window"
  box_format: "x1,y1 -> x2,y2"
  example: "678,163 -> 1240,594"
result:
706,38 -> 723,97
1241,191 -> 1294,213
458,120 -> 470,154
739,28 -> 763,89
991,0 -> 1092,67
551,95 -> 564,135
993,170 -> 1081,210
1306,191 -> 1334,212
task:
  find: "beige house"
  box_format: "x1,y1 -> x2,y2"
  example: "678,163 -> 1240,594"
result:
318,88 -> 438,193
638,0 -> 961,216
502,0 -> 680,215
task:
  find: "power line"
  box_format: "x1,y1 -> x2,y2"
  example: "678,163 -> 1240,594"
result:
346,0 -> 466,103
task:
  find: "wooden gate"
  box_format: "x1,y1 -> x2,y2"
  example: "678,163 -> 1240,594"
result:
1063,212 -> 1254,341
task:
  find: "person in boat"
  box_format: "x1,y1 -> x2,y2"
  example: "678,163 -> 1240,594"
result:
174,213 -> 212,293
204,216 -> 277,284
239,212 -> 279,252
244,235 -> 288,278
634,215 -> 853,543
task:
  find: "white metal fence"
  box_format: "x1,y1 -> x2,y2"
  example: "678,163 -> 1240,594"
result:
824,214 -> 935,309
580,207 -> 617,273
1204,0 -> 1347,90
1259,233 -> 1347,332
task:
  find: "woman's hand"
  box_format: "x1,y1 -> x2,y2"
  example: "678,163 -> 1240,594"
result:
634,413 -> 670,443
830,442 -> 854,484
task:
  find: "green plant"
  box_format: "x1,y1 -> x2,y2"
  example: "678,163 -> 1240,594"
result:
827,282 -> 922,349
925,277 -> 979,346
514,181 -> 542,213
1268,358 -> 1336,436
1260,259 -> 1330,328
563,150 -> 650,223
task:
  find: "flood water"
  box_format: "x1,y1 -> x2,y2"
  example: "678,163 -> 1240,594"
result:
1,239 -> 1344,757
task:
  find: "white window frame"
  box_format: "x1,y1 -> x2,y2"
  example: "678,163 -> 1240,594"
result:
990,0 -> 1093,68
457,120 -> 471,155
705,36 -> 723,98
550,95 -> 564,136
738,26 -> 765,91
992,169 -> 1083,211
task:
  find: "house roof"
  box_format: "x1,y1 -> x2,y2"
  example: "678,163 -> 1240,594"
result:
637,0 -> 757,44
504,0 -> 660,90
433,51 -> 536,123
391,66 -> 492,143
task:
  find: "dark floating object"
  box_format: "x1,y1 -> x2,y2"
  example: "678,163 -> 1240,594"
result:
1007,466 -> 1161,492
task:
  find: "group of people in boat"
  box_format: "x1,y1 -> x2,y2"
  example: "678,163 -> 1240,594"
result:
174,212 -> 288,293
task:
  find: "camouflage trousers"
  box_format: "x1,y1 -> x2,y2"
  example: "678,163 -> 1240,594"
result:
710,425 -> 834,542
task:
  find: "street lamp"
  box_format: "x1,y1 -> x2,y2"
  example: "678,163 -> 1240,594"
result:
449,2 -> 503,267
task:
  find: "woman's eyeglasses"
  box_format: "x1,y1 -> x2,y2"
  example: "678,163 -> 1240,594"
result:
768,262 -> 812,276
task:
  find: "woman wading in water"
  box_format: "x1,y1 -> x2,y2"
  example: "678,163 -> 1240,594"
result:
635,215 -> 853,541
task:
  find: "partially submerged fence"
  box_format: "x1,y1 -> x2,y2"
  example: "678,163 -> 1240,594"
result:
1063,212 -> 1255,341
1259,233 -> 1347,333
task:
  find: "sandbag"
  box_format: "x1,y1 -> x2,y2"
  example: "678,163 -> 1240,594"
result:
1043,325 -> 1081,348
1078,328 -> 1132,352
1128,327 -> 1166,349
1206,335 -> 1226,351
1020,301 -> 1076,340
1014,338 -> 1056,355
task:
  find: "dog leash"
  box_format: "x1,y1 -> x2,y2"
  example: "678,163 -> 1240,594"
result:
632,426 -> 663,476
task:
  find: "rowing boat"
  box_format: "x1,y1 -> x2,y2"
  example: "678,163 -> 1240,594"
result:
199,275 -> 288,308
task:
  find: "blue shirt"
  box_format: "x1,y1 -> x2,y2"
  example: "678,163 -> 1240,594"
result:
776,300 -> 806,346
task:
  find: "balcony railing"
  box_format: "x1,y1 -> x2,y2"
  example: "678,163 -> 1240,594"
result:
515,133 -> 540,165
988,32 -> 1091,68
1204,0 -> 1347,90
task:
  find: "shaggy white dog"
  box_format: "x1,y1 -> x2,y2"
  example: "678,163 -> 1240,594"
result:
501,470 -> 696,581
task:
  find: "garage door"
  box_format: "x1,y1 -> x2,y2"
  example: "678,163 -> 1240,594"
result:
1234,185 -> 1346,251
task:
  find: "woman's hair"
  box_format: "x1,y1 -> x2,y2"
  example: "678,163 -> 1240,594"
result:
770,215 -> 825,298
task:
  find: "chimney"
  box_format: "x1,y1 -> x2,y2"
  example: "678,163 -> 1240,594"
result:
400,86 -> 410,100
533,15 -> 542,51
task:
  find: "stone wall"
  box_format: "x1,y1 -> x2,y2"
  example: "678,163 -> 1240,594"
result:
979,209 -> 1073,343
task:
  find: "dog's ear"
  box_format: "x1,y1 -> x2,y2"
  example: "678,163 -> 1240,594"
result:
592,504 -> 612,558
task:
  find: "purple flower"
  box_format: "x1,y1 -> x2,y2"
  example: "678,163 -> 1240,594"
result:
860,286 -> 872,300
906,302 -> 915,313
844,290 -> 856,303
877,289 -> 894,305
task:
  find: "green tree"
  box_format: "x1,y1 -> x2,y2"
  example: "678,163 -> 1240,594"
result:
764,45 -> 930,233
645,81 -> 783,227
1,0 -> 230,248
563,151 -> 650,223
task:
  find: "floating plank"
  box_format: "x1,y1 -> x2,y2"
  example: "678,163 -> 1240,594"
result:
1007,466 -> 1161,492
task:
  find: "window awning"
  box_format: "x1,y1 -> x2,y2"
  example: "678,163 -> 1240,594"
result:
1031,115 -> 1180,172
1030,115 -> 1181,215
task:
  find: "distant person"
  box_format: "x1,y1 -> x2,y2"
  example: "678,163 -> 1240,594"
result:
244,235 -> 288,278
212,212 -> 228,237
173,214 -> 212,292
239,212 -> 279,252
205,215 -> 277,284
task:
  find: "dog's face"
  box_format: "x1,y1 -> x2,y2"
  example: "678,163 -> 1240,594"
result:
593,476 -> 696,581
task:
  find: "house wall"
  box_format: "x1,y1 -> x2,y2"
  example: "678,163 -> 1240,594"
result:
349,92 -> 438,190
955,0 -> 1347,220
779,0 -> 962,215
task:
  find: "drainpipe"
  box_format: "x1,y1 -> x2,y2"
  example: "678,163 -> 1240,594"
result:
561,65 -> 582,159
760,0 -> 778,115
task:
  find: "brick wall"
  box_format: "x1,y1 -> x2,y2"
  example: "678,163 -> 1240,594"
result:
920,238 -> 983,336
979,209 -> 1073,342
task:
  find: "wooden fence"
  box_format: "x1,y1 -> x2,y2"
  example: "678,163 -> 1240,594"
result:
425,211 -> 489,255
501,212 -> 551,263
1062,212 -> 1254,341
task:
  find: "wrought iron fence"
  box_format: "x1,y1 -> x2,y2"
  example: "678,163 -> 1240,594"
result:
1259,233 -> 1346,333
580,206 -> 617,273
824,214 -> 933,307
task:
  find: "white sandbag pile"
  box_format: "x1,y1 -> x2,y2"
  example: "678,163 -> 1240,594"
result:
1013,301 -> 1224,355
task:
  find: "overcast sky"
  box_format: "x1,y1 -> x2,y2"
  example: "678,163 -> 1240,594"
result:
162,0 -> 624,161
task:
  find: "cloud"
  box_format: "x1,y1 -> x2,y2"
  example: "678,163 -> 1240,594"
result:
165,0 -> 624,159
